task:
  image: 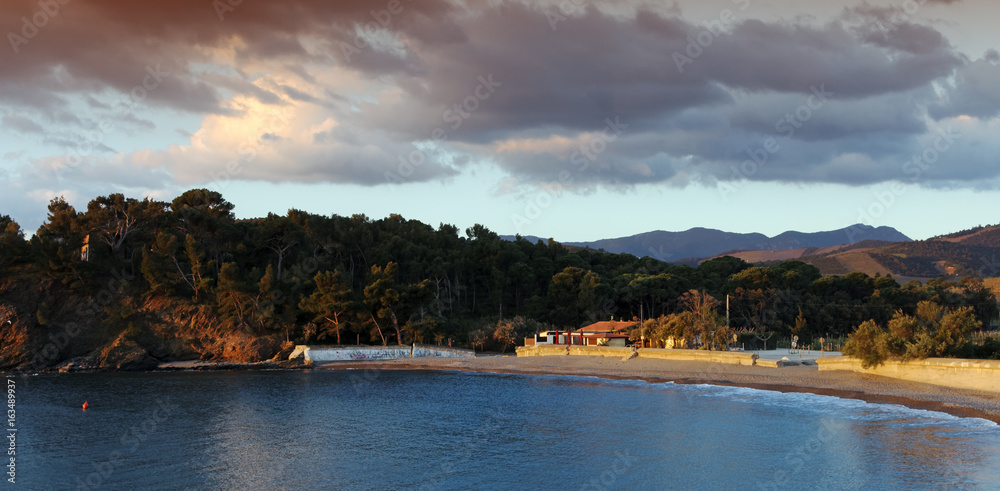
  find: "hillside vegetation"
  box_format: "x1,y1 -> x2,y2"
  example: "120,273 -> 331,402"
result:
787,226 -> 1000,280
699,225 -> 1000,282
1,190 -> 997,370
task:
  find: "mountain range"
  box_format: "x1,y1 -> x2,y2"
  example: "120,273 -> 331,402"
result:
505,223 -> 1000,282
504,224 -> 911,261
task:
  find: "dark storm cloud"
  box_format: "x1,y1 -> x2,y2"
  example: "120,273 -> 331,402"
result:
353,5 -> 729,139
0,0 -> 454,114
929,52 -> 1000,119
844,3 -> 958,54
701,19 -> 960,97
349,3 -> 962,140
726,90 -> 930,141
0,0 -> 995,190
344,2 -> 976,188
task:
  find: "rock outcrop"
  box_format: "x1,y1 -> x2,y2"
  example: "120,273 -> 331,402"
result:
0,289 -> 287,371
97,335 -> 160,371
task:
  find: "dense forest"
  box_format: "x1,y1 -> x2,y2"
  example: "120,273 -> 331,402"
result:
0,189 -> 997,369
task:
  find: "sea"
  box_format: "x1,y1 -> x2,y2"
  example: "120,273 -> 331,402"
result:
8,369 -> 1000,490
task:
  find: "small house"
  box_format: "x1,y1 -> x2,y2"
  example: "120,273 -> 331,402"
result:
576,319 -> 636,347
528,330 -> 586,346
526,318 -> 636,347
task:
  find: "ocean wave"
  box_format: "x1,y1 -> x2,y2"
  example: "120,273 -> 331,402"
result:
668,382 -> 999,431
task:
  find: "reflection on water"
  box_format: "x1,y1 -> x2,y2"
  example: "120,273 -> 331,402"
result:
11,370 -> 1000,490
856,419 -> 1000,488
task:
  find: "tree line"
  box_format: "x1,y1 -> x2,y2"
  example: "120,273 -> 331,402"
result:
842,300 -> 998,367
0,189 -> 996,354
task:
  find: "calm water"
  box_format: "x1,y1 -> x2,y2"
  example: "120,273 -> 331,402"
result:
9,369 -> 1000,490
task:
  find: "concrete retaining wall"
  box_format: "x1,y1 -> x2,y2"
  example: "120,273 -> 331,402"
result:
292,345 -> 412,363
516,345 -> 632,357
817,356 -> 1000,394
568,346 -> 631,357
637,348 -> 760,366
515,345 -> 773,366
290,344 -> 475,364
411,343 -> 476,358
516,345 -> 575,357
515,345 -> 564,357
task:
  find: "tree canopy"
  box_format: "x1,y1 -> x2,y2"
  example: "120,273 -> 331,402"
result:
1,189 -> 997,357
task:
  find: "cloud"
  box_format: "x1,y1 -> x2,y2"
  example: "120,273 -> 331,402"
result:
929,52 -> 1000,119
1,0 -> 998,207
2,114 -> 43,134
0,0 -> 455,115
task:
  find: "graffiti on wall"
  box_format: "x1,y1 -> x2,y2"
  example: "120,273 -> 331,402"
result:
294,344 -> 475,363
412,346 -> 475,358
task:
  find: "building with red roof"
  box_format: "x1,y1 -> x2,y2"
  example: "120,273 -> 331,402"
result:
526,317 -> 637,347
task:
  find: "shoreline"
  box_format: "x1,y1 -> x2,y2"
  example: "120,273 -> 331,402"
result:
319,355 -> 1000,424
7,354 -> 998,424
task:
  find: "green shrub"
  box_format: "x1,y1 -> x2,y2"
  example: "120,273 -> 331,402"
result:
845,302 -> 983,366
843,320 -> 891,368
956,339 -> 1000,360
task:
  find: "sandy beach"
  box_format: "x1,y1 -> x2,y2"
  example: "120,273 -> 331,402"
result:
319,355 -> 1000,424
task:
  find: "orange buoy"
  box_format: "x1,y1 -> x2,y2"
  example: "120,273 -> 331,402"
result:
82,401 -> 89,411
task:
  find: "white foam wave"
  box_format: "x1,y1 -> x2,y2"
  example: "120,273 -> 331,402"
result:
668,382 -> 999,431
487,371 -> 999,431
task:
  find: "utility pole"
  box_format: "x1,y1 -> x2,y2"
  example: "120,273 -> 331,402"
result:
726,294 -> 730,327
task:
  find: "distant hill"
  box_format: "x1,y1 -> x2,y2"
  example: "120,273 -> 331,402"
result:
932,223 -> 1000,248
503,223 -> 1000,281
503,224 -> 911,261
788,224 -> 1000,281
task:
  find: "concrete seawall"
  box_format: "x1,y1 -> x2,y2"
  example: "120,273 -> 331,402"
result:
291,344 -> 475,364
817,356 -> 1000,394
411,343 -> 477,358
515,345 -> 780,366
515,345 -> 626,358
638,348 -> 765,366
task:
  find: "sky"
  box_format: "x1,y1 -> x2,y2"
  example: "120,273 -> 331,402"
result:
2,0 -> 1000,243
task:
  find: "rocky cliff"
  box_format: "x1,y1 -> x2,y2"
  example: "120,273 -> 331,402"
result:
0,278 -> 284,372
